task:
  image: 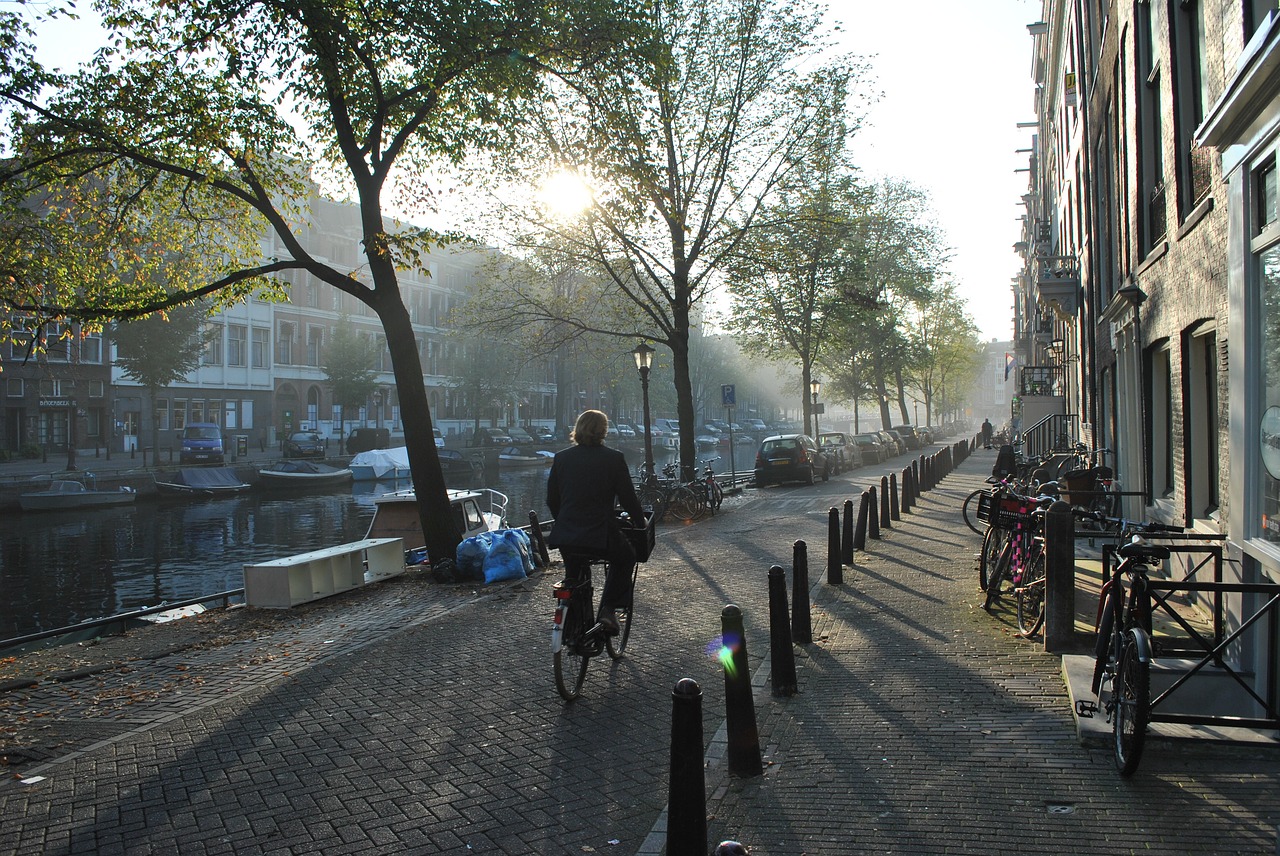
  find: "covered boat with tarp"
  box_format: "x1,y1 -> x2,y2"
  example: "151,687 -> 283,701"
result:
348,447 -> 412,481
154,467 -> 252,497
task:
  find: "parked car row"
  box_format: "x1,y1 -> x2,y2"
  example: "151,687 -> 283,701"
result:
754,424 -> 935,488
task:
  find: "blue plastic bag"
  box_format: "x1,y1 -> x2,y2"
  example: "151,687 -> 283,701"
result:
482,530 -> 528,584
456,532 -> 495,582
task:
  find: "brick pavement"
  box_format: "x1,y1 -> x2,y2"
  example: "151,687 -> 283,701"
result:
1,445 -> 1279,854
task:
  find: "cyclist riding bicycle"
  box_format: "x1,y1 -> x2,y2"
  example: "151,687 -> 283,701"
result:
546,410 -> 645,635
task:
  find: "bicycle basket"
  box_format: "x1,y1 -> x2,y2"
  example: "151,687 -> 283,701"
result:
990,496 -> 1034,529
1061,467 -> 1100,505
976,491 -> 996,524
617,510 -> 656,562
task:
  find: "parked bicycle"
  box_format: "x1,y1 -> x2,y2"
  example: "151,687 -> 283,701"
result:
636,462 -> 702,523
1075,512 -> 1184,775
551,511 -> 654,701
687,458 -> 724,517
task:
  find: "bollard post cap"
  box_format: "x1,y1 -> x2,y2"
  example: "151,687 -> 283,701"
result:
714,842 -> 749,855
673,677 -> 702,698
768,564 -> 784,578
722,603 -> 742,618
792,538 -> 806,548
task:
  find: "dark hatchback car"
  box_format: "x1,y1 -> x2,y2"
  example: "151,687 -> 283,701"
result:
283,431 -> 326,459
891,425 -> 922,450
754,434 -> 831,487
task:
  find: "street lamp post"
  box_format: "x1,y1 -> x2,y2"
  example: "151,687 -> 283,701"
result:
633,342 -> 655,481
810,379 -> 821,437
373,391 -> 382,430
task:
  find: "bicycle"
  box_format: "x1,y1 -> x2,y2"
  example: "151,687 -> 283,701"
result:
686,458 -> 724,517
1075,513 -> 1184,775
551,511 -> 654,701
636,462 -> 703,523
982,485 -> 1058,619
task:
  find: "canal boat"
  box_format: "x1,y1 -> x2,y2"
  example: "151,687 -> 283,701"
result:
497,446 -> 554,468
19,478 -> 138,512
257,460 -> 354,488
154,467 -> 252,497
365,486 -> 508,553
348,447 -> 413,481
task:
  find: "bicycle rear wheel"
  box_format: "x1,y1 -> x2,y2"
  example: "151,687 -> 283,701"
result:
979,526 -> 1004,592
983,538 -> 1013,610
962,489 -> 986,535
1113,630 -> 1150,776
666,486 -> 703,522
1016,551 -> 1047,636
554,599 -> 591,701
606,562 -> 640,660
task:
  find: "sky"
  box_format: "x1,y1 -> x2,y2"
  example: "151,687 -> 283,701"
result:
28,0 -> 1039,342
830,0 -> 1040,343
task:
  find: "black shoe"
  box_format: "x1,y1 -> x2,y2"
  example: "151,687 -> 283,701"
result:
597,610 -> 620,635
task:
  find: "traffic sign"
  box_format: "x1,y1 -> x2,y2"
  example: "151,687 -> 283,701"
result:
721,384 -> 736,407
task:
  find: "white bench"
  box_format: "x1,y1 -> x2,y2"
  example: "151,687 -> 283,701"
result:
244,538 -> 404,608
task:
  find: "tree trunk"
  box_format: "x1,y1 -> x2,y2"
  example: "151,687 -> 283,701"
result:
671,307 -> 697,482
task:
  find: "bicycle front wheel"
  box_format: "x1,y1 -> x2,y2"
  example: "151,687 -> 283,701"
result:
979,526 -> 1004,592
554,602 -> 590,701
983,538 -> 1013,610
638,485 -> 666,524
962,489 -> 986,535
1113,631 -> 1150,777
606,562 -> 640,660
666,486 -> 703,523
1016,551 -> 1047,636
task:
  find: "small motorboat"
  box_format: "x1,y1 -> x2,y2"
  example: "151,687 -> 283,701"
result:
365,486 -> 508,554
257,460 -> 354,489
20,478 -> 138,512
497,446 -> 554,468
154,467 -> 252,497
348,447 -> 413,481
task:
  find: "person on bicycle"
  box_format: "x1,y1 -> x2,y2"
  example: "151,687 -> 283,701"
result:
546,410 -> 645,635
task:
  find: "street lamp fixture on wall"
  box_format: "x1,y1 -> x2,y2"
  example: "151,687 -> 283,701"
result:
632,341 -> 655,481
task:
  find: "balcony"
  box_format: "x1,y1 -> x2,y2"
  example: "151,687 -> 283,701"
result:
1036,255 -> 1081,322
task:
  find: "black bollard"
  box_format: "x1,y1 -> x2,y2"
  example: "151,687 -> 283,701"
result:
826,507 -> 843,585
868,486 -> 881,539
720,605 -> 763,777
767,566 -> 798,696
880,476 -> 892,529
791,540 -> 812,645
527,511 -> 551,567
668,678 -> 708,855
912,459 -> 920,495
715,843 -> 749,856
853,490 -> 869,551
841,499 -> 854,565
889,472 -> 901,521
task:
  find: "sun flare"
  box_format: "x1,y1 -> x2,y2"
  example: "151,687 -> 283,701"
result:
539,169 -> 594,218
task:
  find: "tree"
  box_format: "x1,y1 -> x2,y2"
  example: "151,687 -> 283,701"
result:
0,0 -> 647,564
111,304 -> 211,452
322,315 -> 379,426
470,0 -> 872,477
901,283 -> 982,427
442,330 -> 529,440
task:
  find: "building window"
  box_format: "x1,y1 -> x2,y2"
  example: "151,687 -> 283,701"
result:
307,325 -> 323,367
1146,343 -> 1174,500
1247,0 -> 1279,36
1138,0 -> 1167,253
1258,158 -> 1278,235
252,327 -> 269,369
87,380 -> 104,398
277,321 -> 295,365
156,398 -> 171,431
172,399 -> 188,430
1184,325 -> 1219,518
81,332 -> 102,364
1173,0 -> 1213,215
203,323 -> 223,366
228,324 -> 247,367
5,378 -> 23,397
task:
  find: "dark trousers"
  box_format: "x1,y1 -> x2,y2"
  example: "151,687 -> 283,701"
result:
563,528 -> 637,613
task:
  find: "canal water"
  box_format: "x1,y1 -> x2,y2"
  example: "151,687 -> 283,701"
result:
0,444 -> 755,640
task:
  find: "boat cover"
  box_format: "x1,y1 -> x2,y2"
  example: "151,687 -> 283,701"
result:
179,467 -> 249,489
349,447 -> 411,479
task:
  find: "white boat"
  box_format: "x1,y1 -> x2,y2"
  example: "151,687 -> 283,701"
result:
257,460 -> 354,488
365,487 -> 509,553
348,447 -> 413,481
20,478 -> 138,512
497,446 -> 554,468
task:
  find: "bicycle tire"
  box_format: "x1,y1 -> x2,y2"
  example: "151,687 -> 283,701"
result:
638,485 -> 666,524
666,486 -> 703,522
983,538 -> 1013,610
1016,551 -> 1047,636
1092,585 -> 1120,696
962,489 -> 986,535
710,480 -> 724,511
1113,630 -> 1150,777
979,526 -> 1003,592
554,599 -> 590,701
606,562 -> 640,660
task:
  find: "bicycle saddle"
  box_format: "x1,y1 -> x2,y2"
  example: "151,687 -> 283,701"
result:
1118,540 -> 1170,562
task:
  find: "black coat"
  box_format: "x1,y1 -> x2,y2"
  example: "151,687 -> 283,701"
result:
545,444 -> 644,553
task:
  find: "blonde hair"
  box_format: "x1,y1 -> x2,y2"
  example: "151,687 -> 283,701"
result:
570,410 -> 609,446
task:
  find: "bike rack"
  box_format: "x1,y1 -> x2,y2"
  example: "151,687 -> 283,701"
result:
1102,538 -> 1280,731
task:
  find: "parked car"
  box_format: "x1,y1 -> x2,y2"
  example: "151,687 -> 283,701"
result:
345,427 -> 390,454
754,434 -> 831,487
433,427 -> 445,448
877,430 -> 905,457
852,432 -> 890,464
817,432 -> 861,473
506,426 -> 537,446
617,424 -> 637,440
283,431 -> 326,459
531,425 -> 556,443
707,419 -> 730,433
471,427 -> 513,446
745,418 -> 769,434
891,425 -> 923,450
916,426 -> 935,445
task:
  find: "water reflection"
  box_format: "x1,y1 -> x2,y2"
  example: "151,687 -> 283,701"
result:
0,441 -> 758,641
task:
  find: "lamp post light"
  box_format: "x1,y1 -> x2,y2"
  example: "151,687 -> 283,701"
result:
373,390 -> 382,430
810,379 -> 821,437
632,342 -> 655,480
